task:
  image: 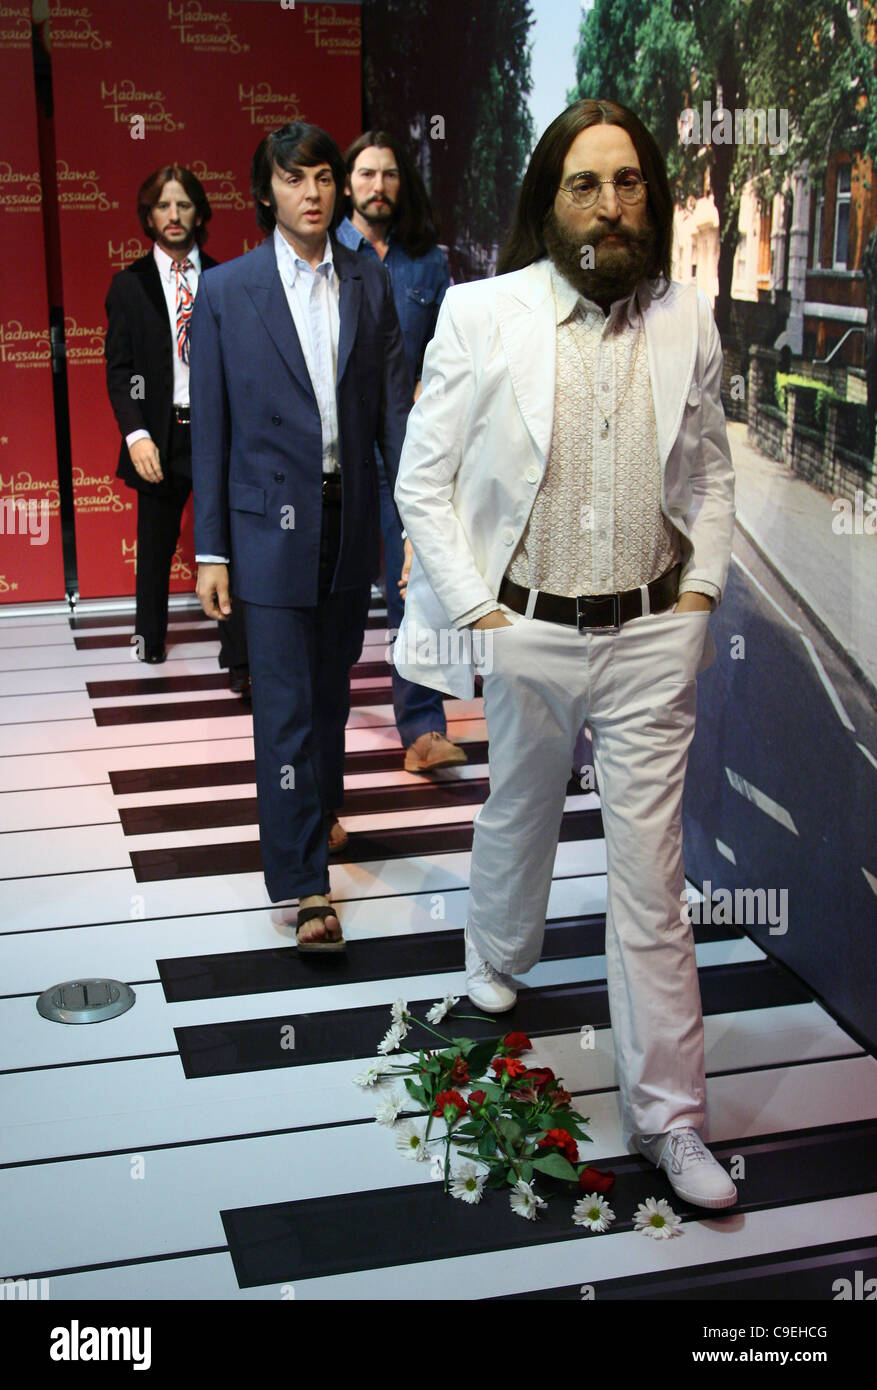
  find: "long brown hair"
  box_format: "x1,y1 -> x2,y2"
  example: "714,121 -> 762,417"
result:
343,130 -> 440,258
137,164 -> 211,246
497,99 -> 673,281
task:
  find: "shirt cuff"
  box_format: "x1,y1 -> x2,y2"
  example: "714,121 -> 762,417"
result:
677,579 -> 720,606
125,429 -> 151,449
196,554 -> 230,565
454,599 -> 501,628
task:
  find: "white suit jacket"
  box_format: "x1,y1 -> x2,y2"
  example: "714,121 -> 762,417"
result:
393,258 -> 736,699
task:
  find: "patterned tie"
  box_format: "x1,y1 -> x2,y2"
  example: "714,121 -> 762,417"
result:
173,257 -> 194,364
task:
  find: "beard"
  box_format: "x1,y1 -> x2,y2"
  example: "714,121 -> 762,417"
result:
542,207 -> 656,304
355,192 -> 395,226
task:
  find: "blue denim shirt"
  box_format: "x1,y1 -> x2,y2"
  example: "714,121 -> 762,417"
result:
336,216 -> 450,383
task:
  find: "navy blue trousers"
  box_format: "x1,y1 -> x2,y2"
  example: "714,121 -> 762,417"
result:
244,500 -> 370,903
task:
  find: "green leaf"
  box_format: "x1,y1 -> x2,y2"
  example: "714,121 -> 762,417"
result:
450,1037 -> 475,1056
520,1161 -> 534,1182
486,1164 -> 509,1190
472,1081 -> 504,1102
466,1039 -> 501,1077
403,1078 -> 426,1103
477,1131 -> 498,1158
531,1151 -> 580,1182
453,1120 -> 482,1137
496,1117 -> 524,1148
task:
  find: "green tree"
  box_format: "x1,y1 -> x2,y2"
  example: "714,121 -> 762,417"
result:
362,0 -> 535,278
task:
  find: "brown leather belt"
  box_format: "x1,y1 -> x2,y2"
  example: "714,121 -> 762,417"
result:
498,563 -> 680,632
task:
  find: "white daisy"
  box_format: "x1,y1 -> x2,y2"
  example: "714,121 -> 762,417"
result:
633,1196 -> 683,1239
449,1162 -> 486,1204
426,993 -> 460,1025
390,998 -> 411,1030
374,1090 -> 407,1126
573,1193 -> 615,1232
377,1023 -> 405,1054
351,1058 -> 391,1087
509,1179 -> 547,1221
395,1122 -> 429,1162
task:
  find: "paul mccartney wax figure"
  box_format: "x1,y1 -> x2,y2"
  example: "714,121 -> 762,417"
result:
191,123 -> 412,948
394,101 -> 738,1209
104,164 -> 248,686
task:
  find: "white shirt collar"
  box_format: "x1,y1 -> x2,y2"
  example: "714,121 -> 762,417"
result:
546,256 -> 642,330
274,225 -> 335,284
153,241 -> 201,280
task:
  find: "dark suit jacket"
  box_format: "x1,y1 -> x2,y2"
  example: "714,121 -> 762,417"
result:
104,248 -> 219,494
189,233 -> 412,607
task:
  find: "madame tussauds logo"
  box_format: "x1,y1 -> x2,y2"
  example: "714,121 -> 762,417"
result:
57,160 -> 116,212
0,320 -> 50,367
48,5 -> 110,50
238,82 -> 303,126
0,4 -> 30,47
168,1 -> 248,53
0,162 -> 41,211
73,467 -> 126,513
101,80 -> 183,133
108,237 -> 146,271
302,4 -> 360,53
64,316 -> 105,366
189,160 -> 247,211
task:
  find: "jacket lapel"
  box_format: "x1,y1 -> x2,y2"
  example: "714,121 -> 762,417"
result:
639,279 -> 698,467
495,261 -> 555,461
243,238 -> 316,404
334,239 -> 362,386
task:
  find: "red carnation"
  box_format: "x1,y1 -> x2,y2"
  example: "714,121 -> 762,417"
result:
433,1089 -> 469,1118
578,1165 -> 615,1195
501,1031 -> 532,1055
522,1066 -> 555,1092
537,1128 -> 578,1164
491,1056 -> 527,1079
449,1055 -> 470,1084
468,1090 -> 487,1109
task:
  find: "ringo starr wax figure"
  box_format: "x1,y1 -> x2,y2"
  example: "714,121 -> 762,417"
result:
393,100 -> 737,1208
104,164 -> 248,685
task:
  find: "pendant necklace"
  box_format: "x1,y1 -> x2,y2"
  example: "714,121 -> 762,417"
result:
570,305 -> 643,438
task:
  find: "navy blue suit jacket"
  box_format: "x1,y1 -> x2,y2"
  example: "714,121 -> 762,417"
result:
189,232 -> 412,606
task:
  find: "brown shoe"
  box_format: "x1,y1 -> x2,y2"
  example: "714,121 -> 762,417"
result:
404,731 -> 468,774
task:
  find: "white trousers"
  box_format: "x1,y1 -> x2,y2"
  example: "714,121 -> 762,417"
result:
468,605 -> 714,1142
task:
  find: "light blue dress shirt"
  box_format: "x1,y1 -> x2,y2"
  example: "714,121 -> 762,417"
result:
273,225 -> 340,475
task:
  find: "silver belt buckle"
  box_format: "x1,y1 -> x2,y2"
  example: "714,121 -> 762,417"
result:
577,592 -> 621,633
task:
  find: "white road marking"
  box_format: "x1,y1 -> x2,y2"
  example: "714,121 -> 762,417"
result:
798,634 -> 856,733
731,554 -> 802,631
725,767 -> 799,835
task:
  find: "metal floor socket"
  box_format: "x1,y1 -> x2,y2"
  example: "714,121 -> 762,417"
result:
36,979 -> 136,1024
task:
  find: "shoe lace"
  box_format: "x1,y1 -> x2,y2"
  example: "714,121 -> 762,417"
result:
667,1128 -> 707,1169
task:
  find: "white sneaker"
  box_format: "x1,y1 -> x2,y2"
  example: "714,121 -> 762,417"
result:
464,926 -> 518,1012
634,1127 -> 738,1209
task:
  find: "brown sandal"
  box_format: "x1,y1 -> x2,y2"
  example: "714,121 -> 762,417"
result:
295,903 -> 346,952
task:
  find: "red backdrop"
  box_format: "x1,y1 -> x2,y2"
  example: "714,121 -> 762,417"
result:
48,0 -> 362,599
0,2 -> 66,604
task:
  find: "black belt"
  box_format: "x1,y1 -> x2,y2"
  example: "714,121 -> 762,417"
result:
498,563 -> 681,632
173,406 -> 190,425
322,474 -> 342,504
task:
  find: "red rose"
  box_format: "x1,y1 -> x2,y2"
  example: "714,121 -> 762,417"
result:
578,1165 -> 615,1195
501,1031 -> 532,1055
449,1055 -> 470,1084
433,1089 -> 469,1118
491,1057 -> 527,1079
522,1066 -> 555,1092
537,1128 -> 578,1164
468,1090 -> 487,1109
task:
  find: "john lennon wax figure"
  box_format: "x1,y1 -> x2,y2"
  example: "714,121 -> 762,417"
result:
394,100 -> 738,1209
191,123 -> 412,948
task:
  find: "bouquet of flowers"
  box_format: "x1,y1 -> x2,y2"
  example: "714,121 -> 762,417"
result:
353,995 -> 684,1236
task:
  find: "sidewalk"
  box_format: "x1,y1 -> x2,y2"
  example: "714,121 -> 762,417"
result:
726,421 -> 877,696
